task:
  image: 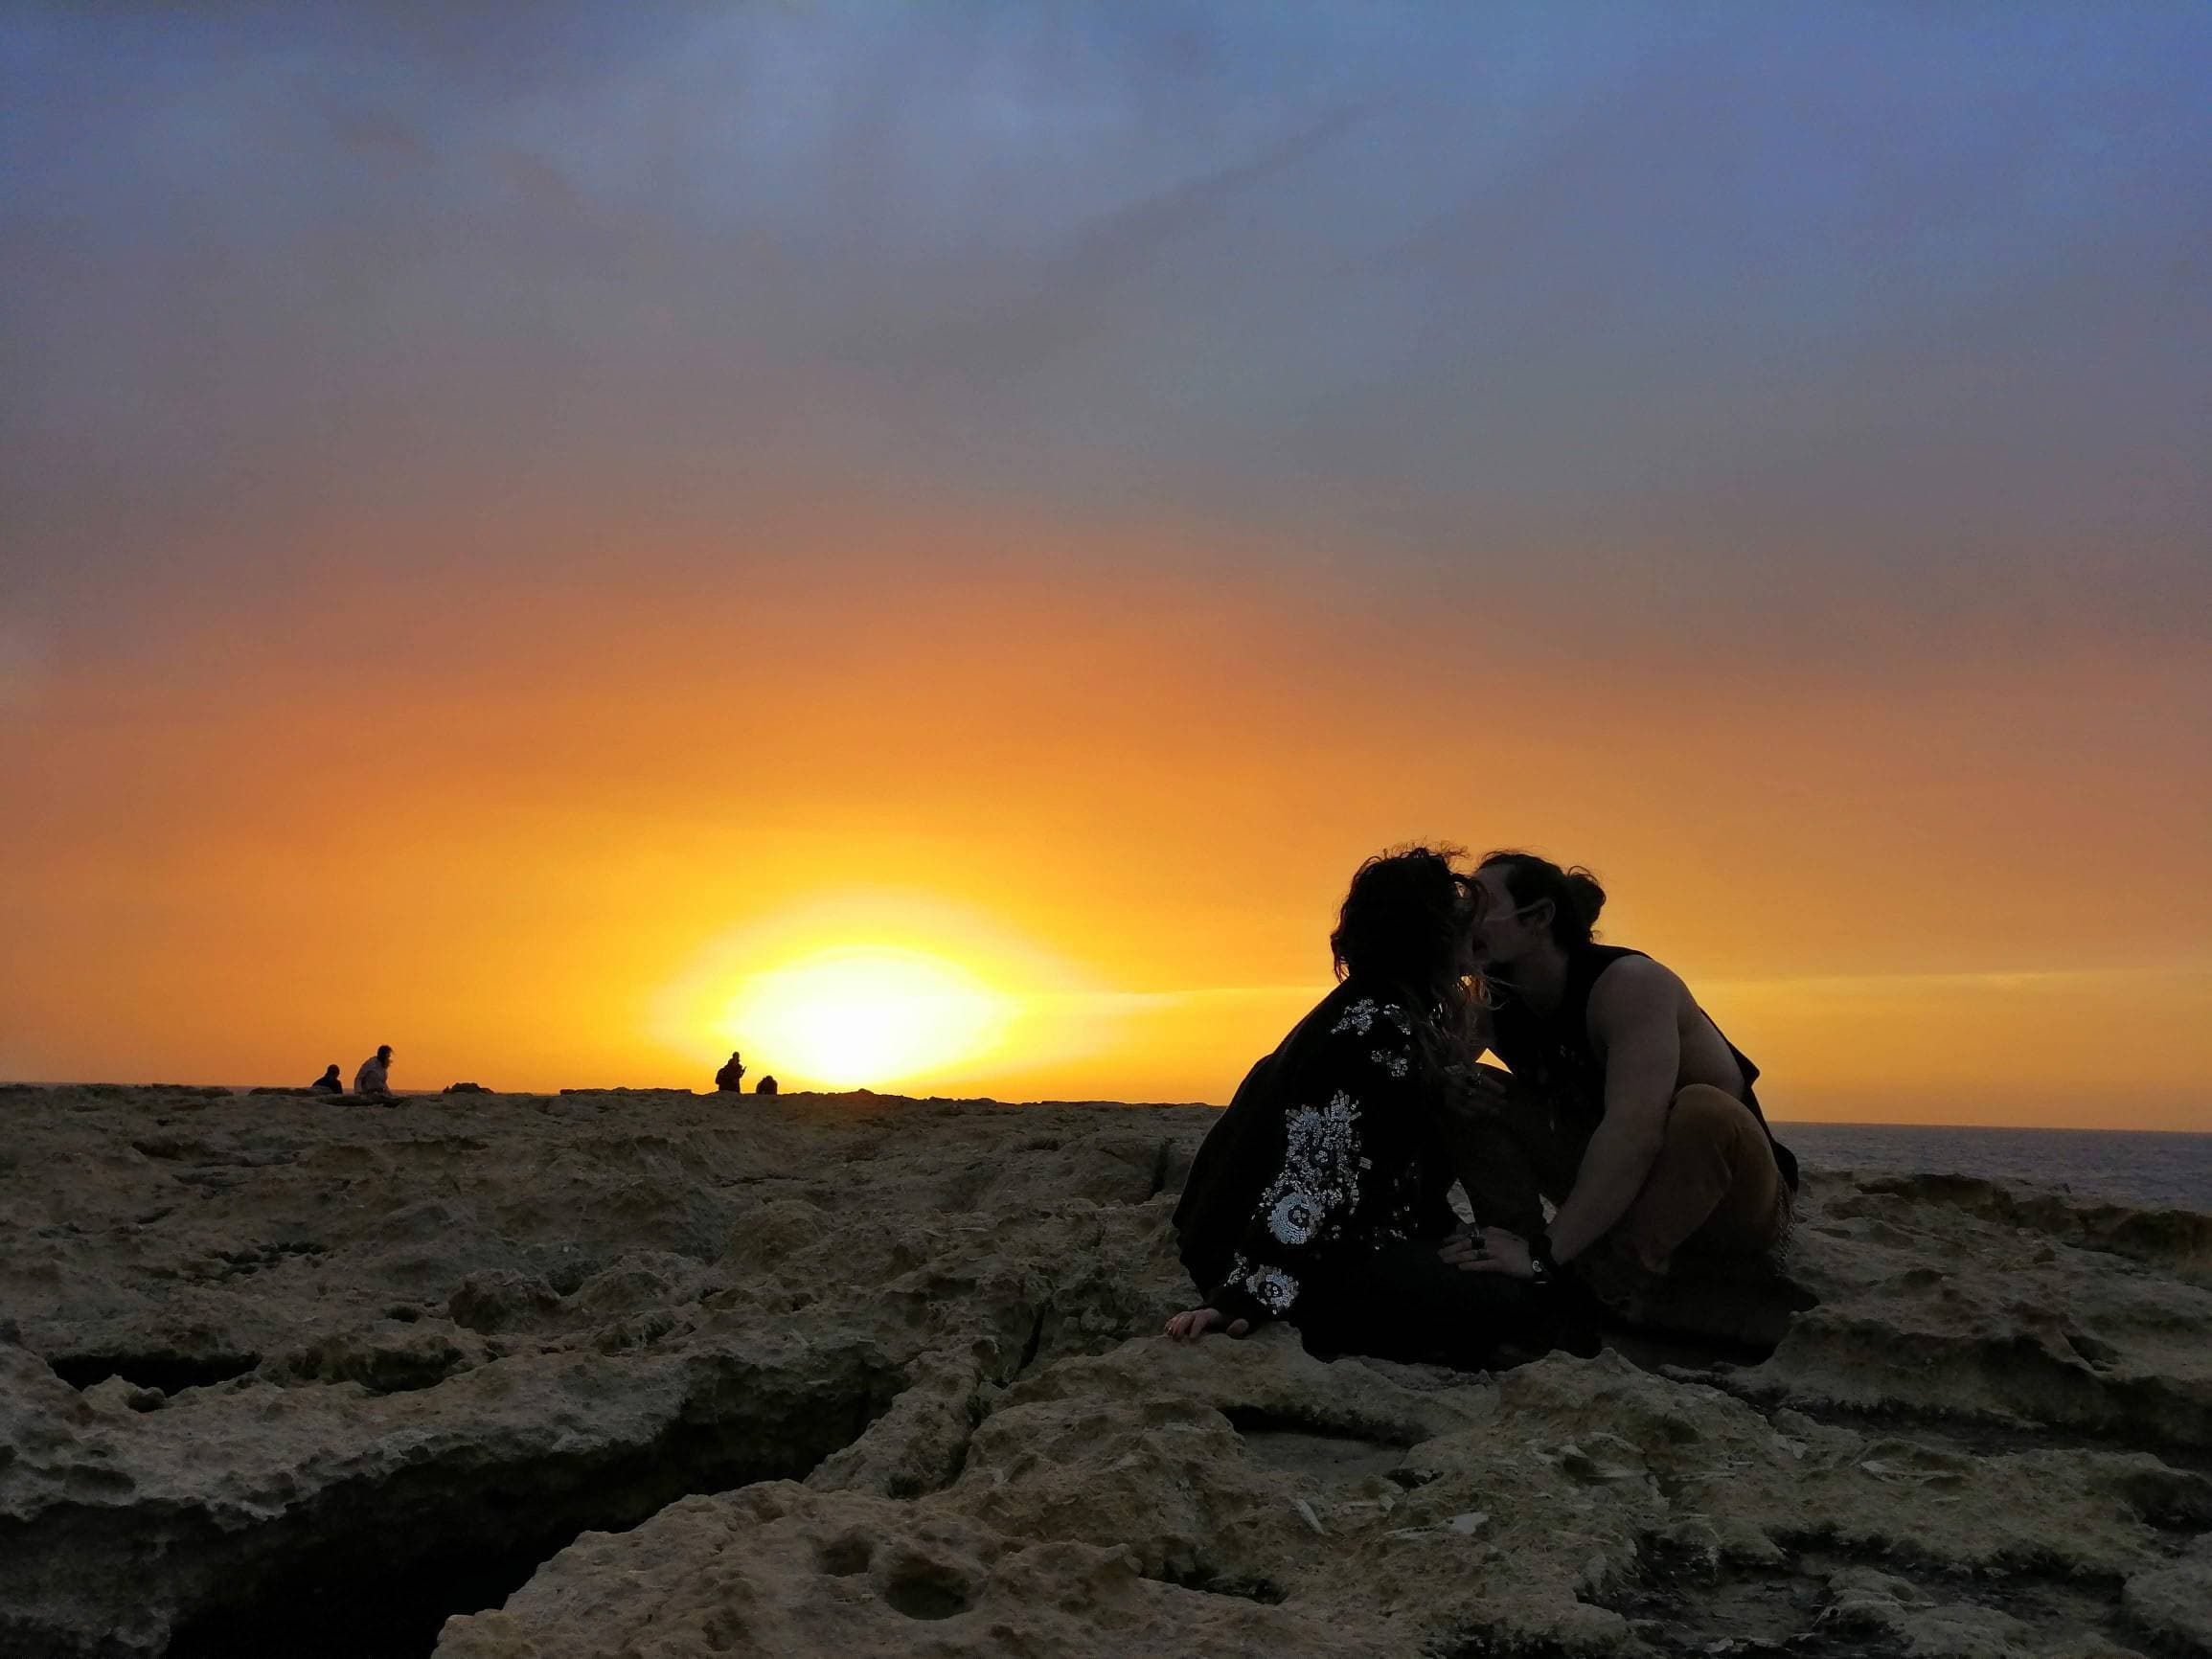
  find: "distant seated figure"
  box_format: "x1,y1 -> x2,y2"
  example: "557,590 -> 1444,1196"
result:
714,1051 -> 745,1093
755,1075 -> 778,1097
310,1064 -> 343,1095
354,1044 -> 395,1099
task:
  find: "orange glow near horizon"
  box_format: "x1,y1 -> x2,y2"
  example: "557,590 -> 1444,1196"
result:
2,515 -> 2207,1129
715,945 -> 1010,1090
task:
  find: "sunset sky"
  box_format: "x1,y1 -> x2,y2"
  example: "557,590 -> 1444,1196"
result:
4,5 -> 2207,1127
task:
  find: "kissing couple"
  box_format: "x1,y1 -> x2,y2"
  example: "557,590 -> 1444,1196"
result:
1167,845 -> 1797,1368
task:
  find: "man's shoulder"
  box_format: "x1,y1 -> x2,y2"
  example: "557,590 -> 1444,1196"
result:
1585,950 -> 1685,1017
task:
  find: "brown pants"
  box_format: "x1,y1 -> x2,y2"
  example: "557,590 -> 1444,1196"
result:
1445,1074 -> 1790,1275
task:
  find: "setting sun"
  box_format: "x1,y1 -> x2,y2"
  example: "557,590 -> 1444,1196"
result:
721,946 -> 1011,1090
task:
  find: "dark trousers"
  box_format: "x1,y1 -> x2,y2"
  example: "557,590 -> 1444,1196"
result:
1442,1071 -> 1790,1274
1290,1239 -> 1581,1371
1439,1069 -> 1581,1240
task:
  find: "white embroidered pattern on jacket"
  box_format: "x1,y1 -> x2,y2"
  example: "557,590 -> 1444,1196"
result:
1252,1088 -> 1365,1257
1218,1004 -> 1448,1316
1332,998 -> 1415,1039
1249,1264 -> 1300,1313
1268,1192 -> 1321,1245
1226,1251 -> 1302,1314
1288,1089 -> 1364,1175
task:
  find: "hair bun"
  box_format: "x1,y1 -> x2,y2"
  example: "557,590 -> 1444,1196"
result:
1563,868 -> 1607,929
1477,850 -> 1606,947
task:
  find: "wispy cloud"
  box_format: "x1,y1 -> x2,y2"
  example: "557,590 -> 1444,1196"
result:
1707,964 -> 2212,999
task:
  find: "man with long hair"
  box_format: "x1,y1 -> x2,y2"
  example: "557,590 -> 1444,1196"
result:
1167,847 -> 1572,1367
1441,852 -> 1797,1297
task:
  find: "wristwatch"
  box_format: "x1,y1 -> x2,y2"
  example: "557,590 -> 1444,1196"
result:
1526,1230 -> 1560,1286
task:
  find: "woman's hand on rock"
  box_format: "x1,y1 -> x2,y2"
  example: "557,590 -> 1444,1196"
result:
1164,1307 -> 1249,1341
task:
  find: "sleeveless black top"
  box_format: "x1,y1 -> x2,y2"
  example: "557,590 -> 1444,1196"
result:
1486,943 -> 1798,1191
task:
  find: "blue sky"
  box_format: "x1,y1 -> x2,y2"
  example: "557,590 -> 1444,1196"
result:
6,1 -> 2207,665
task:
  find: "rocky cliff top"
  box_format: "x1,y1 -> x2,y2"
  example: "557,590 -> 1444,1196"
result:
2,1083 -> 2206,1658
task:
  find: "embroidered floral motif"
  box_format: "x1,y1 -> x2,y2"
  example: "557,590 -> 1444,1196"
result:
1331,997 -> 1380,1035
1268,1191 -> 1321,1245
1247,1264 -> 1300,1313
1213,999 -> 1452,1321
1282,1089 -> 1359,1170
1233,1089 -> 1366,1297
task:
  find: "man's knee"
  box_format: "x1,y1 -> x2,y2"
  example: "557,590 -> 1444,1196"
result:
1661,1084 -> 1788,1252
1665,1084 -> 1753,1148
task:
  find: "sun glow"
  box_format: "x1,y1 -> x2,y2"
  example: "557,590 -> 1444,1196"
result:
654,892 -> 1135,1095
720,945 -> 1011,1089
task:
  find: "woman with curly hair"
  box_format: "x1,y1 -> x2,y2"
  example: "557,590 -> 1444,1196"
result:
1166,846 -> 1573,1368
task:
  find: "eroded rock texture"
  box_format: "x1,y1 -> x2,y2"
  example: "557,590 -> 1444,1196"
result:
1,1083 -> 2204,1658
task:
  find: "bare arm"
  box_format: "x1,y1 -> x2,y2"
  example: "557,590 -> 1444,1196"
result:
1545,959 -> 1680,1263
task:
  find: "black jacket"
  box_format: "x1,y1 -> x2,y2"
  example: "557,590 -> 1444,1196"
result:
1174,978 -> 1460,1327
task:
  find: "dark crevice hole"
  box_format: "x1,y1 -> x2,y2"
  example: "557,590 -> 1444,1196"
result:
882,1571 -> 970,1621
1145,1137 -> 1174,1201
1220,1405 -> 1419,1447
1014,1306 -> 1047,1377
168,1535 -> 567,1659
1154,1563 -> 1287,1604
162,1372 -> 904,1659
1592,1546 -> 2140,1659
48,1352 -> 260,1394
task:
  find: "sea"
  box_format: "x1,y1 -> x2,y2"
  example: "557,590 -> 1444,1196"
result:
1777,1123 -> 2212,1213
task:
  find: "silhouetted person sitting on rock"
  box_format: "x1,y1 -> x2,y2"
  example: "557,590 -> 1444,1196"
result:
1437,852 -> 1798,1312
1168,847 -> 1577,1370
714,1051 -> 745,1093
755,1075 -> 778,1097
309,1064 -> 343,1095
354,1044 -> 395,1100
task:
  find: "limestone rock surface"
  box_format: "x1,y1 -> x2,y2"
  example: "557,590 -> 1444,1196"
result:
1,1083 -> 2204,1658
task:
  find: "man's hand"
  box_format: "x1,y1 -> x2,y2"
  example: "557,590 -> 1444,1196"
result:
1164,1307 -> 1251,1342
1439,1225 -> 1535,1278
1462,1063 -> 1514,1102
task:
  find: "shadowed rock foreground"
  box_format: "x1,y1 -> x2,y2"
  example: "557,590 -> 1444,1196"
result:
3,1084 -> 2208,1658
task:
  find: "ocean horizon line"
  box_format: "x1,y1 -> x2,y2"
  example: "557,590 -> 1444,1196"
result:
4,1079 -> 2205,1140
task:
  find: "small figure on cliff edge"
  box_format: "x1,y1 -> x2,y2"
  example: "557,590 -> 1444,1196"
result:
714,1051 -> 745,1093
755,1075 -> 778,1097
309,1064 -> 343,1095
354,1044 -> 395,1101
